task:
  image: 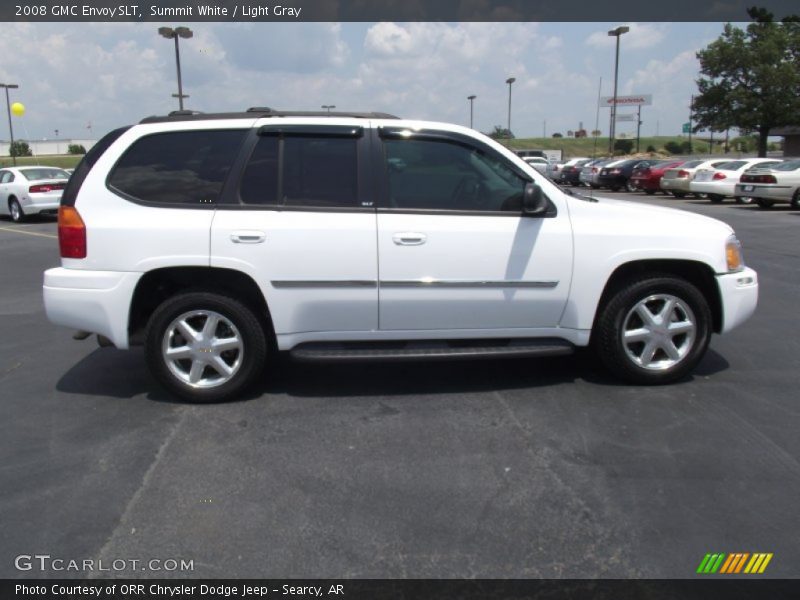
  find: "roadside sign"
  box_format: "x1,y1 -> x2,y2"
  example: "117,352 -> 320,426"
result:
600,94 -> 652,107
682,122 -> 691,134
615,114 -> 637,122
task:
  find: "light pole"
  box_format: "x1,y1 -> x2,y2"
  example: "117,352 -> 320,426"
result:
158,26 -> 193,111
505,77 -> 515,144
607,26 -> 629,155
467,95 -> 476,129
0,83 -> 19,166
321,105 -> 336,114
55,129 -> 60,155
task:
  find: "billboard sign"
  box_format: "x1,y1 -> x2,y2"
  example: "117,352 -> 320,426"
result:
600,94 -> 652,106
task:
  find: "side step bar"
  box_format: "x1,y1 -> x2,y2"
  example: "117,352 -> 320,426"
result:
290,338 -> 575,363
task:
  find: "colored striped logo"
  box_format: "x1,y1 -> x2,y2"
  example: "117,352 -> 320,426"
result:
696,553 -> 773,574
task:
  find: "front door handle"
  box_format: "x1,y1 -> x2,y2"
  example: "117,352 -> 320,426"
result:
392,232 -> 427,246
230,230 -> 266,244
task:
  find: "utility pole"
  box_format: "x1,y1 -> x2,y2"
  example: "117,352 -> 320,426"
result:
636,105 -> 642,153
688,95 -> 693,155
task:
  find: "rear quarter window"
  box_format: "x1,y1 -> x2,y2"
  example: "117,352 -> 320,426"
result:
108,129 -> 246,206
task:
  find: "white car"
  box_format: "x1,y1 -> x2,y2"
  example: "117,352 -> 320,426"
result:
43,109 -> 758,402
0,166 -> 70,222
689,158 -> 782,203
659,158 -> 730,198
734,159 -> 800,209
523,156 -> 550,175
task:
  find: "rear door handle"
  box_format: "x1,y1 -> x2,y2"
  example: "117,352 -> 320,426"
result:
230,230 -> 266,244
392,232 -> 427,246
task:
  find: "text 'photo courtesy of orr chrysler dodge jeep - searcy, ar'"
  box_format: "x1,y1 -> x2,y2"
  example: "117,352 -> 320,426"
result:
42,108 -> 758,402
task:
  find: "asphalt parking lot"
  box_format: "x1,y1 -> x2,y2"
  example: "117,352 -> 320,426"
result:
1,192 -> 798,579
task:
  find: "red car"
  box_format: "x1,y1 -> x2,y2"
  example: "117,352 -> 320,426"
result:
629,160 -> 686,194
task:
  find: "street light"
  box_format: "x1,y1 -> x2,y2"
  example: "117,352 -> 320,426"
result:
505,77 -> 516,143
0,83 -> 19,166
467,95 -> 476,129
158,26 -> 193,111
607,26 -> 629,154
321,105 -> 336,114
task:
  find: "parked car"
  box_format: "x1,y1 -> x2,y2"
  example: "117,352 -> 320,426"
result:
596,159 -> 656,192
523,156 -> 550,175
660,159 -> 730,198
735,159 -> 800,208
690,158 -> 782,203
43,109 -> 758,402
557,158 -> 593,186
545,160 -> 565,180
579,158 -> 617,188
628,160 -> 686,195
0,166 -> 70,222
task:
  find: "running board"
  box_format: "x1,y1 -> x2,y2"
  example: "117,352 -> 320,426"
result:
290,338 -> 575,363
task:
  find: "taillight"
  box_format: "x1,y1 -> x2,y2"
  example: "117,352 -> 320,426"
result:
740,173 -> 777,184
713,172 -> 727,180
592,167 -> 599,173
58,206 -> 86,259
677,170 -> 689,178
30,183 -> 65,193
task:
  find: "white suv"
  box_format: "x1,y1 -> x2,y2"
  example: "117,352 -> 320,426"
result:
43,108 -> 758,402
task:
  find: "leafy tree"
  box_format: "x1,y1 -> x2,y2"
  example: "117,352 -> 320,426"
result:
664,141 -> 682,154
646,145 -> 657,152
68,144 -> 87,155
488,126 -> 514,140
552,132 -> 563,138
614,139 -> 634,154
692,8 -> 800,157
10,141 -> 32,157
591,129 -> 602,137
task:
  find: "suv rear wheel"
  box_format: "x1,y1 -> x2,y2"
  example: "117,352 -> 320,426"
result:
594,276 -> 712,384
145,292 -> 267,402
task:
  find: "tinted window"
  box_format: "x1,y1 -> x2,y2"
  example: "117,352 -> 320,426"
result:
19,168 -> 69,181
239,136 -> 359,208
384,138 -> 526,212
716,161 -> 747,171
774,160 -> 800,171
681,160 -> 705,168
109,130 -> 246,205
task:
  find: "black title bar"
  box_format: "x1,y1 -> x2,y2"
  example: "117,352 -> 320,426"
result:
4,0 -> 800,22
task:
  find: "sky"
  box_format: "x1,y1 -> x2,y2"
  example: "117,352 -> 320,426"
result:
0,21 -> 739,142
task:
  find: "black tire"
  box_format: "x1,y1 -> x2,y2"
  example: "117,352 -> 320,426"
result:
672,191 -> 687,199
610,185 -> 621,192
145,292 -> 268,403
790,189 -> 800,209
9,198 -> 25,223
735,196 -> 753,205
593,275 -> 712,385
708,194 -> 724,203
644,189 -> 656,195
755,198 -> 774,209
625,180 -> 638,193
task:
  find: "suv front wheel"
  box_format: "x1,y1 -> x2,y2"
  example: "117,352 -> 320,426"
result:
145,292 -> 267,402
594,276 -> 712,384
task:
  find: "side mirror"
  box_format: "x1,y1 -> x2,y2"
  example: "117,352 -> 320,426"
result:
522,182 -> 548,216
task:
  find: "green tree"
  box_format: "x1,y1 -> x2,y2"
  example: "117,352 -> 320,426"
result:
614,139 -> 633,154
10,140 -> 32,157
692,8 -> 800,157
487,126 -> 514,140
68,144 -> 87,155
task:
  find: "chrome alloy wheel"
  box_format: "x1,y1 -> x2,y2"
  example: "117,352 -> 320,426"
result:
161,310 -> 243,388
621,294 -> 696,371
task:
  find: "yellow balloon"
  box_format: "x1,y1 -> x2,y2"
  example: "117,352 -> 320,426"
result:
11,102 -> 25,117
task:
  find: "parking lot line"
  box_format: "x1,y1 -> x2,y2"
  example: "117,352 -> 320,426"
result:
0,226 -> 57,239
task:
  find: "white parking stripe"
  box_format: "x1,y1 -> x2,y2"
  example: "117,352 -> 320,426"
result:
0,226 -> 57,239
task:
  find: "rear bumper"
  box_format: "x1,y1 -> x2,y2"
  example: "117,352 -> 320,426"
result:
733,184 -> 793,202
22,194 -> 61,214
660,178 -> 692,192
716,267 -> 758,334
690,181 -> 736,196
43,267 -> 141,349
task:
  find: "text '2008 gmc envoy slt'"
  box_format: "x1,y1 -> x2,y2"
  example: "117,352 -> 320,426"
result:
43,108 -> 758,402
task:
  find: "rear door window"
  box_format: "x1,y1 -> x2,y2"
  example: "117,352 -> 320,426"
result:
108,130 -> 246,206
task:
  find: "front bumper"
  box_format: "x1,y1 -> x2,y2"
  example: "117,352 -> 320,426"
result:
716,267 -> 758,334
43,267 -> 142,349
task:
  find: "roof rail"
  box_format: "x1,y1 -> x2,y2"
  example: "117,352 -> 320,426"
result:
139,109 -> 400,124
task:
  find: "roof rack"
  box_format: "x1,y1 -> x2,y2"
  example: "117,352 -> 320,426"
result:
140,108 -> 400,124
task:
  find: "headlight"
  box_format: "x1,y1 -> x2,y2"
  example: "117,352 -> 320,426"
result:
726,235 -> 745,272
